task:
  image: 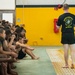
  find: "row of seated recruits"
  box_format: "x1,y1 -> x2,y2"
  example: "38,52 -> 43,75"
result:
0,20 -> 39,75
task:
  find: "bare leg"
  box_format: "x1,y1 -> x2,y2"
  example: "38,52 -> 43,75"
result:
26,46 -> 34,51
1,63 -> 5,75
22,49 -> 39,60
7,63 -> 18,75
0,55 -> 9,75
63,44 -> 69,68
1,63 -> 9,75
24,44 -> 34,51
69,44 -> 75,69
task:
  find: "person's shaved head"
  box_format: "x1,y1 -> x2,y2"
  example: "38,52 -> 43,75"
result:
63,4 -> 69,10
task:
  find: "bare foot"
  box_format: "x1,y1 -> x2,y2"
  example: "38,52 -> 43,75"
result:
8,70 -> 18,75
15,59 -> 20,63
71,64 -> 74,69
32,57 -> 40,60
62,65 -> 69,68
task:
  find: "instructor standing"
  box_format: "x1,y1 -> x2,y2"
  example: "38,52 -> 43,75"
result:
57,4 -> 75,69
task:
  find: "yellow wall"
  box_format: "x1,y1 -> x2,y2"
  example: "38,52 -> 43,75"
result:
16,7 -> 75,46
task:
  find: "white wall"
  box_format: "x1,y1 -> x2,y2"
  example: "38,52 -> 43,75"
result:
0,0 -> 15,10
16,0 -> 75,5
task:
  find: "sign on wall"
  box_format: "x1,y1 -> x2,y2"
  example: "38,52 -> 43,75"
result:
0,0 -> 15,10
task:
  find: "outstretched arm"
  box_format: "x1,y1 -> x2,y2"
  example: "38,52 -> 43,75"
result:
16,42 -> 34,50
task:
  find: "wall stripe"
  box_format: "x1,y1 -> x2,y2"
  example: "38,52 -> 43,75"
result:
16,5 -> 75,8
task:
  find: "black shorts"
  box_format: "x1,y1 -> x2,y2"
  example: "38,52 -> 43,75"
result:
61,33 -> 75,44
18,49 -> 26,59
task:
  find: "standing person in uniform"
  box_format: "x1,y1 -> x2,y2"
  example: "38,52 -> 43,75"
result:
56,4 -> 75,69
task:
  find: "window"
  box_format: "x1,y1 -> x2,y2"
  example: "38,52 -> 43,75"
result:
2,13 -> 13,23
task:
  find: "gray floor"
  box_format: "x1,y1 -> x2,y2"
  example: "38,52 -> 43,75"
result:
15,47 -> 57,75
